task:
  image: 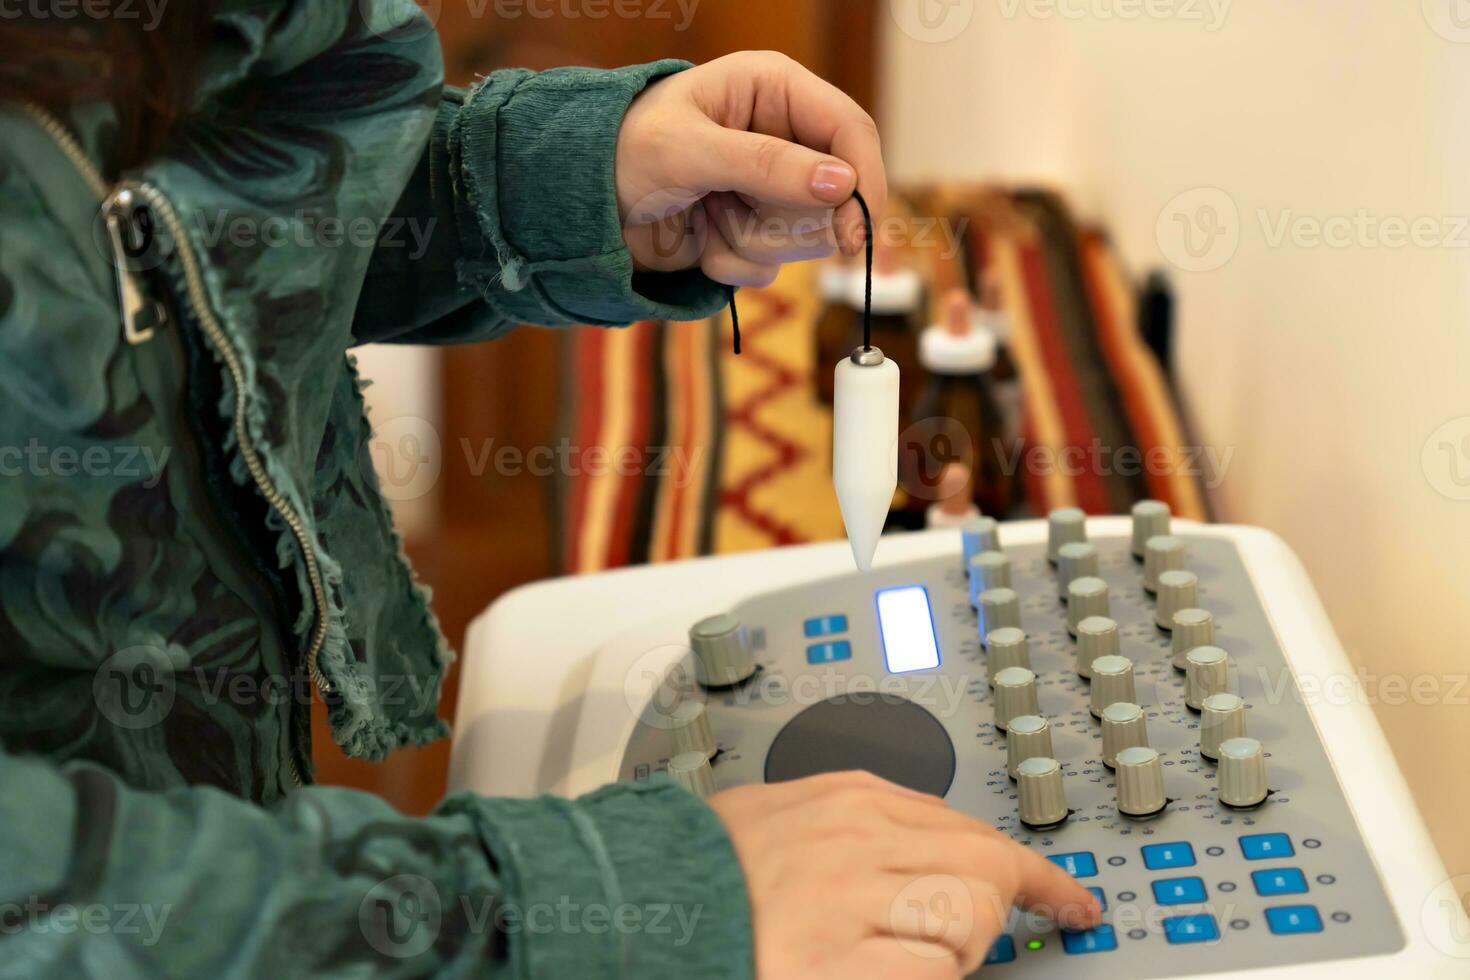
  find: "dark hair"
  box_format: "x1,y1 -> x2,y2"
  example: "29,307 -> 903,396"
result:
0,3 -> 216,174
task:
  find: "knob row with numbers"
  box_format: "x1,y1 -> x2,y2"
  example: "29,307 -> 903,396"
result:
969,503 -> 1272,820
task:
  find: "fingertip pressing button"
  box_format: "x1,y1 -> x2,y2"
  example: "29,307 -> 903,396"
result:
1061,924 -> 1118,954
984,935 -> 1017,964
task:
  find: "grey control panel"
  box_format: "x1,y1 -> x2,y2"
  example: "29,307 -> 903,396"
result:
620,533 -> 1404,975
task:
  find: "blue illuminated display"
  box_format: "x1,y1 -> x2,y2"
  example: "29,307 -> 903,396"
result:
875,585 -> 941,673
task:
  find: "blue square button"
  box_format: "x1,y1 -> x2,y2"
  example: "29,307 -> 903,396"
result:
984,935 -> 1016,965
805,641 -> 852,665
1142,842 -> 1197,870
1163,914 -> 1220,944
1048,852 -> 1098,878
1152,876 -> 1208,905
1265,905 -> 1323,935
1252,868 -> 1308,897
1240,833 -> 1294,861
1061,925 -> 1118,955
803,615 -> 848,638
1087,886 -> 1107,911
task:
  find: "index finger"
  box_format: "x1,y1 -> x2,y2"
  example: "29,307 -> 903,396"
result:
776,62 -> 889,254
1008,842 -> 1105,931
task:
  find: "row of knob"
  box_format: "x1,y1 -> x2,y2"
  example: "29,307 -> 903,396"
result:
1013,735 -> 1269,827
967,503 -> 1268,823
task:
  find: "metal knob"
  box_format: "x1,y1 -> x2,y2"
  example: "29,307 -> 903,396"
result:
1016,756 -> 1070,828
1075,616 -> 1120,680
668,751 -> 716,799
1047,508 -> 1087,563
978,588 -> 1022,643
993,666 -> 1040,730
1089,655 -> 1137,718
670,700 -> 717,759
1218,736 -> 1268,808
961,516 -> 1000,565
1170,607 -> 1216,670
1131,500 -> 1172,559
1101,701 -> 1150,767
690,614 -> 757,687
968,551 -> 1012,604
1155,570 -> 1199,630
1066,577 -> 1110,635
1143,535 -> 1185,593
1056,542 -> 1100,599
1005,715 -> 1053,780
986,627 -> 1031,681
1200,692 -> 1247,760
1185,646 -> 1230,710
1116,746 -> 1168,817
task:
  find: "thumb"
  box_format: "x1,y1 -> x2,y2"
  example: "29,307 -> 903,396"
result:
682,123 -> 858,210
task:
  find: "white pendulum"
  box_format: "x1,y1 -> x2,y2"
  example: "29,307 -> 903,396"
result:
833,346 -> 900,571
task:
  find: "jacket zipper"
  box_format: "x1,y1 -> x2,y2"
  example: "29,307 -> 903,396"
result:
22,104 -> 332,786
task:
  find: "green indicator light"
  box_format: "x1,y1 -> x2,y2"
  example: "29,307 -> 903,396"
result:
1026,939 -> 1045,951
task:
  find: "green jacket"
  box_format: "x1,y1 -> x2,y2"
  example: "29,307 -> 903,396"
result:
0,0 -> 749,976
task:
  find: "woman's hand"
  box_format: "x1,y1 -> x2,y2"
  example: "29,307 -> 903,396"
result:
709,771 -> 1104,979
616,51 -> 888,288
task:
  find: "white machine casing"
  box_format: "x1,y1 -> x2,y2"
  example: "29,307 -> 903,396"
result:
449,518 -> 1469,978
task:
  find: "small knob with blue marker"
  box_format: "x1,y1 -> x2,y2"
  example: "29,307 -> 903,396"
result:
968,550 -> 1012,604
961,516 -> 1000,566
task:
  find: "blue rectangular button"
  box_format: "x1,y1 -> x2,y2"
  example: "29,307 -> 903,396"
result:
984,935 -> 1016,964
1087,886 -> 1107,911
1163,914 -> 1220,944
803,615 -> 848,638
1061,925 -> 1117,955
1048,852 -> 1098,878
805,641 -> 852,664
1265,905 -> 1323,935
1152,876 -> 1208,905
1142,842 -> 1197,870
1252,868 -> 1309,897
1239,833 -> 1294,860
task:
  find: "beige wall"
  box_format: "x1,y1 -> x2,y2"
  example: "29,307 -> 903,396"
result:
881,1 -> 1470,878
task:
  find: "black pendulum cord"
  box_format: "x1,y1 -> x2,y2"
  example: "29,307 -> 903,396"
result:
728,284 -> 741,355
726,188 -> 874,356
852,189 -> 874,351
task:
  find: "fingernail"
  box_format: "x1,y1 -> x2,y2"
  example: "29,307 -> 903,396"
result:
811,161 -> 856,204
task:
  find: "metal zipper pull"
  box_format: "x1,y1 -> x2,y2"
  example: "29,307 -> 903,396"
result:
103,189 -> 167,345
